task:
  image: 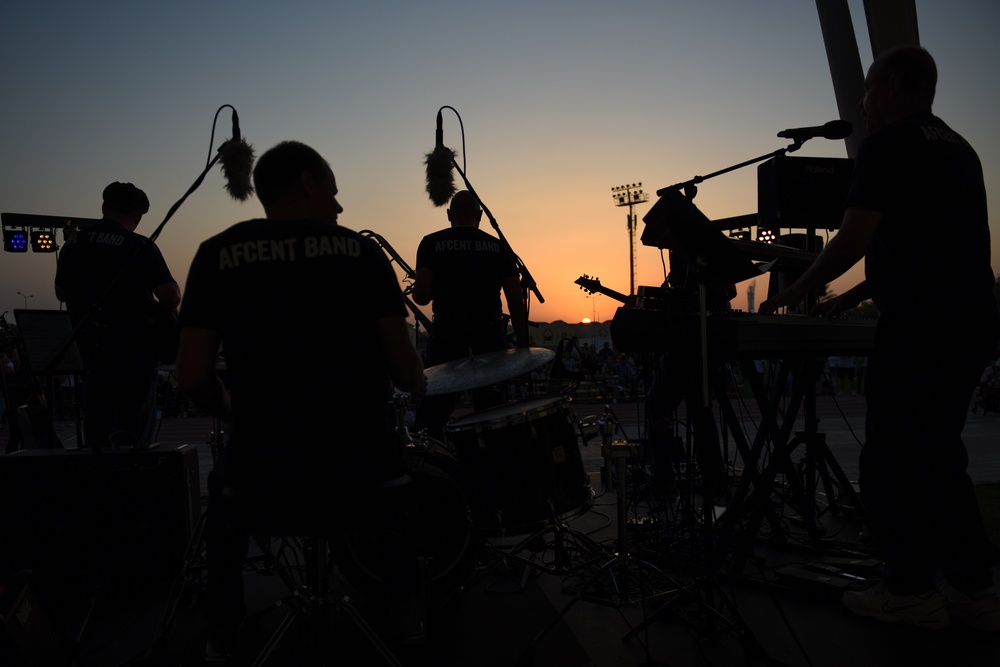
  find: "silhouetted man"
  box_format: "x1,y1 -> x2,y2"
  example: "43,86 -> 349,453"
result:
411,190 -> 528,437
55,181 -> 180,449
761,46 -> 1000,632
175,141 -> 427,659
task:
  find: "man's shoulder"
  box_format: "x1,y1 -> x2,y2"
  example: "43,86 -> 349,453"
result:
862,113 -> 961,150
420,227 -> 453,242
201,218 -> 269,241
208,218 -> 368,238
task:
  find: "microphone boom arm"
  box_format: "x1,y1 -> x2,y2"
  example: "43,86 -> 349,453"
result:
359,229 -> 435,334
655,141 -> 803,198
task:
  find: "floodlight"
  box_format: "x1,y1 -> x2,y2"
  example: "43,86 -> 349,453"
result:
3,228 -> 28,253
31,230 -> 57,253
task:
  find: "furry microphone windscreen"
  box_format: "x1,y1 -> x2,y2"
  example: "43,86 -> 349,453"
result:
218,138 -> 256,201
424,145 -> 457,207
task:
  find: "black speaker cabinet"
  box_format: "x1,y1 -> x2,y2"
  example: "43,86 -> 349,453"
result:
0,444 -> 200,593
757,155 -> 854,231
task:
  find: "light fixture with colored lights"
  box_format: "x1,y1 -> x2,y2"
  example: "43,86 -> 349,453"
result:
30,230 -> 57,253
3,228 -> 28,253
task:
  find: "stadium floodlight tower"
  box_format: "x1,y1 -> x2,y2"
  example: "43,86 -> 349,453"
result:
610,182 -> 649,297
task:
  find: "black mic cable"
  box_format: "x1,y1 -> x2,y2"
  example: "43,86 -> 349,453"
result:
150,104 -> 256,242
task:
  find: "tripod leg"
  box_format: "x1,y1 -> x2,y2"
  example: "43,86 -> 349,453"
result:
148,507 -> 208,653
818,443 -> 866,523
248,553 -> 405,667
250,601 -> 308,667
506,521 -> 608,578
517,556 -> 620,663
336,595 -> 406,667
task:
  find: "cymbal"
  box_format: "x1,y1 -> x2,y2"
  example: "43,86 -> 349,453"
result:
425,347 -> 555,396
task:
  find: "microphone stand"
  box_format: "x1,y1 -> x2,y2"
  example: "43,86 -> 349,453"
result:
621,159 -> 778,661
449,157 -> 544,304
655,139 -> 805,198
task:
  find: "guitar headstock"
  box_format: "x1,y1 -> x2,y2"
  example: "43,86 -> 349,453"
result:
575,274 -> 602,295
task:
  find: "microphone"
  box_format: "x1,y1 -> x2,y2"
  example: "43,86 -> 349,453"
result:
777,120 -> 853,142
435,108 -> 443,151
217,108 -> 255,201
425,108 -> 457,207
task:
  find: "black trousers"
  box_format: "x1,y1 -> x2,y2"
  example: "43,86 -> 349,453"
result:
81,360 -> 158,449
860,314 -> 999,594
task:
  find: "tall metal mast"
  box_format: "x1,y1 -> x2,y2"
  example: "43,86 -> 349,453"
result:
611,183 -> 649,296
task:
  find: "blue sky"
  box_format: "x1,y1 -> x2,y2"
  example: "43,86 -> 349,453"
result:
2,1 -> 998,325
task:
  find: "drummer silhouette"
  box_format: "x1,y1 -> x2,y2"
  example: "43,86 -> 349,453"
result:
411,190 -> 528,438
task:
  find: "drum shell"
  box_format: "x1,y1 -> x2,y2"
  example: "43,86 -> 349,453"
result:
445,397 -> 593,537
333,441 -> 482,598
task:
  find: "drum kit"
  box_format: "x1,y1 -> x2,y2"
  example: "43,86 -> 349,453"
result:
337,347 -> 602,600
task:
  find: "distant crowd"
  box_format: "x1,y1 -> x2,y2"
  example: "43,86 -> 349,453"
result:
3,343 -> 1000,434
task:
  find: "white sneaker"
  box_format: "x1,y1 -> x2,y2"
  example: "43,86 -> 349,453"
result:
940,584 -> 1000,632
842,582 -> 950,629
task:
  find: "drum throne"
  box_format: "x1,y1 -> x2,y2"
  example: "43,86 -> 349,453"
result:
151,475 -> 421,666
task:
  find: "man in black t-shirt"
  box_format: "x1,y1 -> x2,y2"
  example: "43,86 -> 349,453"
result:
411,190 -> 528,437
55,181 -> 180,450
761,46 -> 1000,631
175,141 -> 427,657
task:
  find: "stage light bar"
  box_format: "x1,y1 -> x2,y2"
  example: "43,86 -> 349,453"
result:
31,230 -> 57,253
2,212 -> 101,254
3,228 -> 29,253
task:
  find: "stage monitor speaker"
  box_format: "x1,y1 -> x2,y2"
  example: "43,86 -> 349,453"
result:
757,156 -> 854,231
0,444 -> 200,595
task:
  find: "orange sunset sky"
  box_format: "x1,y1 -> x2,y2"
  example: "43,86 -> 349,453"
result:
2,2 -> 998,327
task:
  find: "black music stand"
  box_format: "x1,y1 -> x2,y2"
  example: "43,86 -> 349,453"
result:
620,190 -> 768,658
12,310 -> 85,449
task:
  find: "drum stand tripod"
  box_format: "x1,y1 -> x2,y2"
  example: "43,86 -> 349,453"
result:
517,434 -> 677,664
472,491 -> 608,594
500,516 -> 607,582
489,405 -> 647,587
582,438 -> 675,607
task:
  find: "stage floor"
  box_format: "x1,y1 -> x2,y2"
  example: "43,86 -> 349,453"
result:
2,393 -> 999,666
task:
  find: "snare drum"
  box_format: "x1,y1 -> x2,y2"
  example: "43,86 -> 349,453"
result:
445,397 -> 593,536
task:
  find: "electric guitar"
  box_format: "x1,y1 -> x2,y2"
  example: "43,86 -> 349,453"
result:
574,275 -> 631,304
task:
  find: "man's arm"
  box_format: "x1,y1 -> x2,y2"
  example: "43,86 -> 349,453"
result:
502,275 -> 529,348
175,327 -> 230,422
412,267 -> 432,306
153,281 -> 182,316
759,207 -> 881,315
376,316 -> 427,400
812,281 -> 872,318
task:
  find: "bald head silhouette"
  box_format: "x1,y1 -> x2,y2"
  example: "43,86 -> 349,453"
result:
447,190 -> 483,227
